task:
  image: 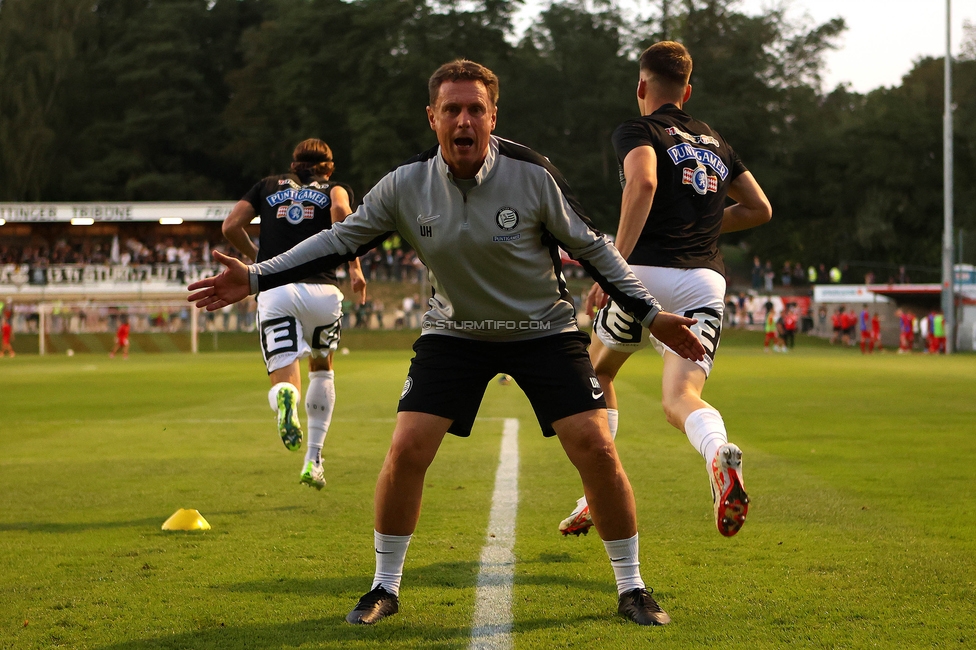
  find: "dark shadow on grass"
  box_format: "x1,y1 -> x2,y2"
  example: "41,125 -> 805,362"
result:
223,559 -> 614,598
93,613 -> 608,649
224,560 -> 482,596
0,517 -> 163,533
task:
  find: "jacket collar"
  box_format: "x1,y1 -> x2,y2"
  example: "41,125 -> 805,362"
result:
436,135 -> 499,187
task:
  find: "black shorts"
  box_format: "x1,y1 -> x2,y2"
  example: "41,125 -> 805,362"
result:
397,331 -> 606,437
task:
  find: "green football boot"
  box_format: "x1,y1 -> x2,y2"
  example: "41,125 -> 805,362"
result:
299,460 -> 326,490
276,385 -> 303,452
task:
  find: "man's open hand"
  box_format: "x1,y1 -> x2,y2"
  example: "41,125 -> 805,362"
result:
650,311 -> 706,362
187,250 -> 251,311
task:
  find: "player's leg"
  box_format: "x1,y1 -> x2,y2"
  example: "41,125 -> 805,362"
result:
661,352 -> 748,536
346,411 -> 451,626
258,286 -> 306,452
268,360 -> 303,452
558,302 -> 645,535
348,335 -> 491,625
299,353 -> 334,489
295,284 -> 343,489
558,337 -> 631,536
553,410 -> 669,626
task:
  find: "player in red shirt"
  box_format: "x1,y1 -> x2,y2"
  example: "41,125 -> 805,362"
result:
840,309 -> 855,346
871,312 -> 882,352
781,303 -> 798,349
859,306 -> 872,354
830,307 -> 844,345
1,318 -> 14,358
110,316 -> 130,359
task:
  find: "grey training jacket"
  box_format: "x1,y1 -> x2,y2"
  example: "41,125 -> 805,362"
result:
248,136 -> 662,340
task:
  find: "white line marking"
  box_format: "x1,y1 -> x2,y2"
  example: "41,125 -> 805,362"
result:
469,418 -> 519,650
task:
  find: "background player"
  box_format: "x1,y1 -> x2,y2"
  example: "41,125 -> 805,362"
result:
221,138 -> 366,490
559,41 -> 772,538
871,311 -> 882,352
897,309 -> 914,353
1,316 -> 14,357
859,305 -> 872,354
109,315 -> 129,359
781,303 -> 798,350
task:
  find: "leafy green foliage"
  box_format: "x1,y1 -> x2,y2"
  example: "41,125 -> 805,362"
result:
1,0 -> 972,268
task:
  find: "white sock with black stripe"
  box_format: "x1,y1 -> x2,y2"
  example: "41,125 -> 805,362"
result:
603,533 -> 645,595
372,531 -> 412,596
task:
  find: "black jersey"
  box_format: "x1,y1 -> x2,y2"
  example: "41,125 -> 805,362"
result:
612,104 -> 747,275
242,172 -> 354,285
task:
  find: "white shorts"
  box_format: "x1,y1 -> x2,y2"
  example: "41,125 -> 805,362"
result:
256,283 -> 343,374
594,266 -> 725,376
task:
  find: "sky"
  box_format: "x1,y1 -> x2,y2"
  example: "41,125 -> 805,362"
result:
513,0 -> 976,93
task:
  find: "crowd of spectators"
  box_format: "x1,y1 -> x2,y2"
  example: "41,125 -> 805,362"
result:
749,256 -> 918,291
0,236 -> 213,268
0,231 -> 432,286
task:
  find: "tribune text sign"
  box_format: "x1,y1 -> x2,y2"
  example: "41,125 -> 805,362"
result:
0,202 -> 237,223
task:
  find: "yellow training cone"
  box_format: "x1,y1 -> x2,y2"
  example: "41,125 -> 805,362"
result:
161,508 -> 211,531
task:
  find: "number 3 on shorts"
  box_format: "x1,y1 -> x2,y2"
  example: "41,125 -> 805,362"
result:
683,307 -> 722,360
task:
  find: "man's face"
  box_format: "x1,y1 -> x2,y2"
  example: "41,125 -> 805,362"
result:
426,80 -> 497,179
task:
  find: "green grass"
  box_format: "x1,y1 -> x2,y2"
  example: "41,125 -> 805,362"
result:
1,339 -> 974,649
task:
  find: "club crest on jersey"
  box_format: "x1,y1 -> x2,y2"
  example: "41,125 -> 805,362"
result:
277,201 -> 315,224
665,126 -> 720,147
495,207 -> 519,231
682,164 -> 718,195
666,143 -> 729,180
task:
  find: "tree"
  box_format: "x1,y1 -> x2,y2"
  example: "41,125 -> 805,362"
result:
0,0 -> 93,200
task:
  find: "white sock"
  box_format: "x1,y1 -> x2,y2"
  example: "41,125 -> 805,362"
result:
684,407 -> 728,463
576,408 -> 620,511
607,408 -> 619,440
304,370 -> 335,466
603,533 -> 645,595
372,530 -> 411,596
268,382 -> 299,412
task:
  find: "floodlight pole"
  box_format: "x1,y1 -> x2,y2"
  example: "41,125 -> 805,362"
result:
942,0 -> 955,353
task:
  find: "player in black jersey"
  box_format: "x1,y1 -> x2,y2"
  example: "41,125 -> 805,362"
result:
221,138 -> 366,490
559,42 -> 772,538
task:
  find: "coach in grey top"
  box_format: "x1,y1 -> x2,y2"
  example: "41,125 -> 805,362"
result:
247,134 -> 661,339
190,59 -> 703,627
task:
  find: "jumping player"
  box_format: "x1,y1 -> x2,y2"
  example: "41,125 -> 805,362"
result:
559,42 -> 771,539
109,316 -> 129,359
1,317 -> 14,357
190,59 -> 707,627
221,138 -> 367,490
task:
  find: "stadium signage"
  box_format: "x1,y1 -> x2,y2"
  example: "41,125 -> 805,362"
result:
0,202 -> 238,223
813,285 -> 892,303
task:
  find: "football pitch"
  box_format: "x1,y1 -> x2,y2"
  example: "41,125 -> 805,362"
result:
1,339 -> 974,649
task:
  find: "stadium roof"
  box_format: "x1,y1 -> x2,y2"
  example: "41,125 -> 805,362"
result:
0,202 -> 237,224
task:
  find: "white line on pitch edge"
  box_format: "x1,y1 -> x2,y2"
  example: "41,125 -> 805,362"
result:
469,417 -> 519,650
